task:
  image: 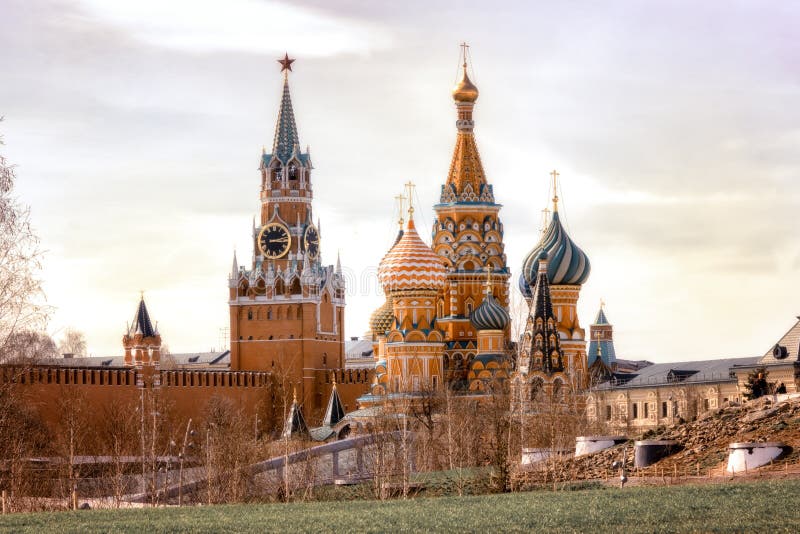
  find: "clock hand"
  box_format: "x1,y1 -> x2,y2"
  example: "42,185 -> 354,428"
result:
272,237 -> 289,242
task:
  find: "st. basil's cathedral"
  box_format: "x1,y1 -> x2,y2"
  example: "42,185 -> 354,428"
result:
361,49 -> 592,407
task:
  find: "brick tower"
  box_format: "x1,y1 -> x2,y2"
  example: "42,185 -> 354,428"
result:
229,54 -> 346,409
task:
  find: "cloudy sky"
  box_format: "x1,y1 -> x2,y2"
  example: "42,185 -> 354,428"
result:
1,0 -> 798,361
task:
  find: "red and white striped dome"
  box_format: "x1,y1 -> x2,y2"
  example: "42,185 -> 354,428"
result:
378,219 -> 446,292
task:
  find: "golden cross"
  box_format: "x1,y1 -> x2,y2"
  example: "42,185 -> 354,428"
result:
485,264 -> 493,294
394,193 -> 406,226
460,42 -> 470,67
404,181 -> 416,217
540,206 -> 551,236
550,169 -> 560,210
600,298 -> 606,309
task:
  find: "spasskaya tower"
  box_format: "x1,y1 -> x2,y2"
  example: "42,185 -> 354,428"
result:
229,54 -> 346,408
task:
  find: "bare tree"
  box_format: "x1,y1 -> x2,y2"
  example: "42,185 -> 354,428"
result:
0,119 -> 47,358
57,328 -> 87,357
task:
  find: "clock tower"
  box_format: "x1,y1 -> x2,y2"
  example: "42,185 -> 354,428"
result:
229,54 -> 346,409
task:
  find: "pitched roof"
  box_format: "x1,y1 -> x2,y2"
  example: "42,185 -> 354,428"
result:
594,356 -> 760,390
283,395 -> 309,438
759,317 -> 800,365
587,339 -> 617,368
594,306 -> 610,325
322,383 -> 346,427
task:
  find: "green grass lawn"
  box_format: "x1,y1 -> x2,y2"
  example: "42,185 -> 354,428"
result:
2,479 -> 798,533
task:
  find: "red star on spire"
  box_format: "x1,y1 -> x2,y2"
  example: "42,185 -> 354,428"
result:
278,53 -> 295,73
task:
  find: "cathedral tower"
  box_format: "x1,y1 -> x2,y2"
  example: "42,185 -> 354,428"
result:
432,45 -> 510,384
518,171 -> 591,388
229,55 -> 346,409
376,198 -> 447,393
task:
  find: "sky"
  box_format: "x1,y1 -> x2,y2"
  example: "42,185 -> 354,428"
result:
1,0 -> 798,362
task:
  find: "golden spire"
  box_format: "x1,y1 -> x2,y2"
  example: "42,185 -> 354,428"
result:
452,42 -> 479,103
331,371 -> 337,388
485,264 -> 494,295
600,298 -> 606,310
550,169 -> 560,212
292,386 -> 297,403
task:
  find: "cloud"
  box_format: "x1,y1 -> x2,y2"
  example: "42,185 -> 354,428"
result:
72,0 -> 390,56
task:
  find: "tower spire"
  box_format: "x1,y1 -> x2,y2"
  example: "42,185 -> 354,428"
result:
272,53 -> 300,164
443,45 -> 491,205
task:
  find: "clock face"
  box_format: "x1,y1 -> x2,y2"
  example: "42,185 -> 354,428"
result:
303,224 -> 320,260
258,223 -> 291,259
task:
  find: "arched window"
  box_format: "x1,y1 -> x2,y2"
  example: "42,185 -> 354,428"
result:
267,308 -> 272,320
247,309 -> 253,320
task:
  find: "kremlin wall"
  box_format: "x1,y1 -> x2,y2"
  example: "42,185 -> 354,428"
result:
3,49 -> 799,441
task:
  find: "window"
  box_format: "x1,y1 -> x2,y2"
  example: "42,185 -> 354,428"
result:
432,376 -> 438,389
247,309 -> 253,320
661,401 -> 668,418
703,398 -> 710,411
632,403 -> 639,419
605,405 -> 612,421
643,402 -> 649,418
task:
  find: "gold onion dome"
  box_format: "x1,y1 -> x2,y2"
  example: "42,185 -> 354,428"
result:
452,63 -> 479,103
369,298 -> 394,335
378,219 -> 446,292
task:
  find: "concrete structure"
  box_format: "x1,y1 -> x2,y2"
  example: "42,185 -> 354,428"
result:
634,440 -> 680,468
726,442 -> 790,473
574,436 -> 627,458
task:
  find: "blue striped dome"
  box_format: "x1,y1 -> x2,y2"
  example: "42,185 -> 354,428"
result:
470,293 -> 510,331
519,211 -> 590,296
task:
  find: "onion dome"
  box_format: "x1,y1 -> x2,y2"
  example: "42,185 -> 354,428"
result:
470,293 -> 510,331
519,211 -> 590,297
378,219 -> 446,293
452,63 -> 479,103
369,298 -> 394,335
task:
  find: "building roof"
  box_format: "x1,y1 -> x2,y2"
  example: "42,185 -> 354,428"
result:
46,351 -> 230,368
593,356 -> 760,390
345,338 -> 374,360
322,383 -> 346,427
519,211 -> 591,296
283,394 -> 309,438
587,339 -> 617,368
377,218 -> 446,292
470,292 -> 510,331
759,317 -> 800,365
593,306 -> 610,325
368,299 -> 394,336
128,297 -> 157,337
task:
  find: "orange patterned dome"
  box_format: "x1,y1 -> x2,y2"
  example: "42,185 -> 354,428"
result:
378,219 -> 446,292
